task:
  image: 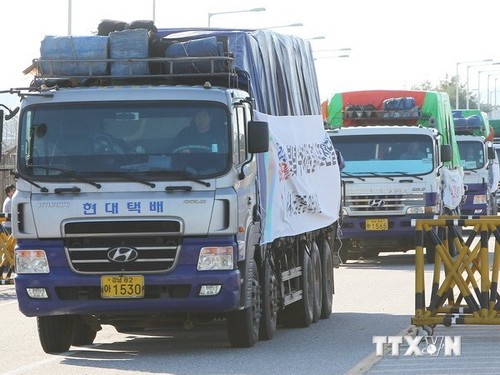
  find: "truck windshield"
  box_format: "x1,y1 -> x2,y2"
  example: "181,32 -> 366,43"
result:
331,134 -> 434,176
18,102 -> 230,179
457,140 -> 485,170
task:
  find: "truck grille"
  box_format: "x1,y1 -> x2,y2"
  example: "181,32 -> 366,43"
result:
346,193 -> 424,214
63,220 -> 182,274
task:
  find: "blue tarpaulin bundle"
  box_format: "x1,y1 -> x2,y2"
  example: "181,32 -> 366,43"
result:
164,36 -> 224,74
40,35 -> 108,75
158,28 -> 320,116
109,29 -> 149,76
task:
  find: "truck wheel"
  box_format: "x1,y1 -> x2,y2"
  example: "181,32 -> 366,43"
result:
259,255 -> 278,340
226,260 -> 261,347
311,241 -> 322,323
37,315 -> 75,354
319,238 -> 334,319
278,242 -> 314,328
72,318 -> 98,346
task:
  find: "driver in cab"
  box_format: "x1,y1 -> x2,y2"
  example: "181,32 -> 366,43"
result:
172,109 -> 225,153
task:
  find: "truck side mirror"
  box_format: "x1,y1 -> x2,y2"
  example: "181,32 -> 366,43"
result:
248,121 -> 269,154
0,109 -> 3,161
440,144 -> 451,163
487,146 -> 496,160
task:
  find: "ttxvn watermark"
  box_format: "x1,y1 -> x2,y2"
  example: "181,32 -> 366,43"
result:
373,336 -> 461,356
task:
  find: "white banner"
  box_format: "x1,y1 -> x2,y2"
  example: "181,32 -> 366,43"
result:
442,167 -> 464,210
255,112 -> 341,244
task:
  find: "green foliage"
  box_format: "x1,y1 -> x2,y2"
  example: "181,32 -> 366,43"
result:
411,74 -> 483,111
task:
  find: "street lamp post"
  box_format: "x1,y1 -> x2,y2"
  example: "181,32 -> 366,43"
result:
495,77 -> 500,108
487,73 -> 500,106
313,48 -> 352,53
305,36 -> 326,41
456,59 -> 493,109
264,23 -> 303,30
208,7 -> 266,27
476,65 -> 500,109
313,55 -> 349,61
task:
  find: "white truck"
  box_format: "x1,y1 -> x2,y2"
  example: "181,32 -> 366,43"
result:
325,90 -> 464,263
1,27 -> 341,352
452,110 -> 499,215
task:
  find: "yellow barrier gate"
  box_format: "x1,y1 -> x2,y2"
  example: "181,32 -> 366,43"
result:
0,215 -> 16,284
412,217 -> 500,334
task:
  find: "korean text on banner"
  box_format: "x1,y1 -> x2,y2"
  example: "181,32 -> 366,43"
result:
255,112 -> 341,244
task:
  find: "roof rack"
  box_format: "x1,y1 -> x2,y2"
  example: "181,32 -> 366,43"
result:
29,56 -> 238,88
341,108 -> 431,126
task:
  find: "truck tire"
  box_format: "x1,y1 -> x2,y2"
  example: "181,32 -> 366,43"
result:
311,241 -> 322,323
226,260 -> 261,347
279,242 -> 314,328
37,315 -> 75,354
72,318 -> 98,346
259,255 -> 278,340
319,238 -> 334,319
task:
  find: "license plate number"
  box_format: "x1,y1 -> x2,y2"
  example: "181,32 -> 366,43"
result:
101,275 -> 144,299
365,218 -> 388,231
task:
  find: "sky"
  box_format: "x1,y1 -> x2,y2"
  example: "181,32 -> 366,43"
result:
2,0 -> 500,106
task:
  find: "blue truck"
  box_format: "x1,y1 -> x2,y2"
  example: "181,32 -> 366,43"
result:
1,27 -> 342,352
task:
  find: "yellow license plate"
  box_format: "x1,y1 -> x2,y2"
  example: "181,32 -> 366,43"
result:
101,275 -> 145,299
365,218 -> 388,231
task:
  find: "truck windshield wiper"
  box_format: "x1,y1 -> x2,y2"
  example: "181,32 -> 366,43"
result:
101,172 -> 156,188
163,170 -> 211,187
340,171 -> 365,181
365,172 -> 394,181
27,165 -> 102,189
394,171 -> 424,181
12,171 -> 48,192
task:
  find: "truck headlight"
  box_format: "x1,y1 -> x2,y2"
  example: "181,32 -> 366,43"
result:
473,195 -> 487,205
197,246 -> 234,271
407,206 -> 425,214
15,250 -> 50,274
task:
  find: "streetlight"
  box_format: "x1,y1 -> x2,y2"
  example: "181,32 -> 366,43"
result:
313,55 -> 349,61
495,77 -> 500,108
67,0 -> 72,35
306,36 -> 326,41
455,59 -> 492,109
455,59 -> 493,109
314,48 -> 352,53
208,7 -> 266,27
264,23 -> 304,30
476,65 -> 500,109
487,73 -> 500,106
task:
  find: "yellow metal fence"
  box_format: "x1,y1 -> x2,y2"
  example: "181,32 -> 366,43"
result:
0,215 -> 16,284
413,217 -> 500,334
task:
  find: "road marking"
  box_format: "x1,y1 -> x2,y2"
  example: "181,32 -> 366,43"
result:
344,325 -> 417,374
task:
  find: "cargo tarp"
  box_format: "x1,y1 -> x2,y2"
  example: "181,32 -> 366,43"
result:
158,28 -> 320,116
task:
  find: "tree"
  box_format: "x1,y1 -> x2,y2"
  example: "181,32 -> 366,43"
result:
411,74 -> 483,111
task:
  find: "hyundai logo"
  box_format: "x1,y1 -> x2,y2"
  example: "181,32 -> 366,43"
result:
369,199 -> 385,207
107,246 -> 139,263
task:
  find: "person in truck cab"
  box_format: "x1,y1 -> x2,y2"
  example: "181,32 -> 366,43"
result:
172,109 -> 226,153
400,141 -> 425,160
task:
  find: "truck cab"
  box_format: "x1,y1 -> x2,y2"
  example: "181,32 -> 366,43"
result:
328,126 -> 449,260
325,90 -> 464,263
453,110 -> 499,215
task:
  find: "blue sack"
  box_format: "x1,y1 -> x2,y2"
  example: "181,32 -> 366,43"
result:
109,29 -> 149,76
40,35 -> 108,75
165,36 -> 223,74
